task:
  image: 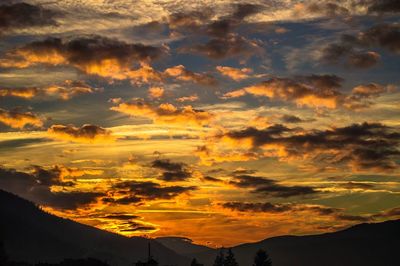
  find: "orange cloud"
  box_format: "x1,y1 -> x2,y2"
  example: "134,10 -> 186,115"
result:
148,86 -> 165,99
111,100 -> 213,127
176,94 -> 199,102
57,166 -> 104,178
0,36 -> 164,82
0,108 -> 43,129
47,124 -> 115,143
164,65 -> 217,86
216,66 -> 253,81
223,75 -> 343,109
0,80 -> 99,100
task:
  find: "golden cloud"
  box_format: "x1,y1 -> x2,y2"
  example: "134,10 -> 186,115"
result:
148,86 -> 165,99
223,76 -> 342,109
0,80 -> 99,100
0,36 -> 165,81
216,66 -> 253,81
164,65 -> 217,86
47,124 -> 115,143
0,108 -> 43,129
111,100 -> 213,127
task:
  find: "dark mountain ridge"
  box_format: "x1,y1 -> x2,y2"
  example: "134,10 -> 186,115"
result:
1,189 -> 400,266
0,189 -> 189,266
191,219 -> 400,266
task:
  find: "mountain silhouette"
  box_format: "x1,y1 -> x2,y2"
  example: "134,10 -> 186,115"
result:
155,237 -> 213,256
0,189 -> 189,266
190,219 -> 400,266
1,189 -> 399,266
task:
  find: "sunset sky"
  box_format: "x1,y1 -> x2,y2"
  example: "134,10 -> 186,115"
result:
0,0 -> 399,247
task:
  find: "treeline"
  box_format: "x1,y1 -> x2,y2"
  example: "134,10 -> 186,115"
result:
1,241 -> 272,266
208,248 -> 272,266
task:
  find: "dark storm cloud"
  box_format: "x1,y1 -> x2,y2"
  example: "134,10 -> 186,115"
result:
151,159 -> 191,181
230,175 -> 318,198
105,180 -> 197,205
222,122 -> 400,171
0,166 -> 102,209
0,2 -> 58,34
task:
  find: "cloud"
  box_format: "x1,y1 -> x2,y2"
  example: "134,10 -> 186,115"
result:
101,213 -> 141,220
216,66 -> 253,81
104,180 -> 196,205
222,201 -> 292,213
223,75 -> 391,110
111,100 -> 213,126
221,201 -> 370,222
372,206 -> 400,218
320,23 -> 400,68
164,65 -> 218,86
0,3 -> 58,34
223,75 -> 343,109
230,175 -> 318,198
0,80 -> 99,100
148,86 -> 165,99
176,94 -> 199,102
119,221 -> 157,233
280,114 -> 306,123
169,3 -> 261,37
368,0 -> 400,13
220,122 -> 400,171
183,34 -> 262,60
0,166 -> 102,209
344,83 -> 393,109
0,108 -> 43,129
298,2 -> 350,17
151,159 -> 191,181
47,124 -> 115,143
0,36 -> 165,80
321,44 -> 381,68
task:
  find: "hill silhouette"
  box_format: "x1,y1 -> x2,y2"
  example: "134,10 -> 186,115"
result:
0,189 -> 189,266
190,219 -> 400,266
1,189 -> 400,266
155,237 -> 213,256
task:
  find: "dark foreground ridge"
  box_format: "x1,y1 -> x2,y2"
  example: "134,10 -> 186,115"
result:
1,189 -> 400,266
0,189 -> 189,266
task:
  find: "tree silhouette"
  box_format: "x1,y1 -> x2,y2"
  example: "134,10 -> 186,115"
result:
253,249 -> 272,266
223,249 -> 238,266
191,258 -> 203,266
213,250 -> 224,266
0,241 -> 8,266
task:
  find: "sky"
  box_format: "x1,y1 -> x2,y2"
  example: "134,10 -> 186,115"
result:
0,0 -> 399,247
